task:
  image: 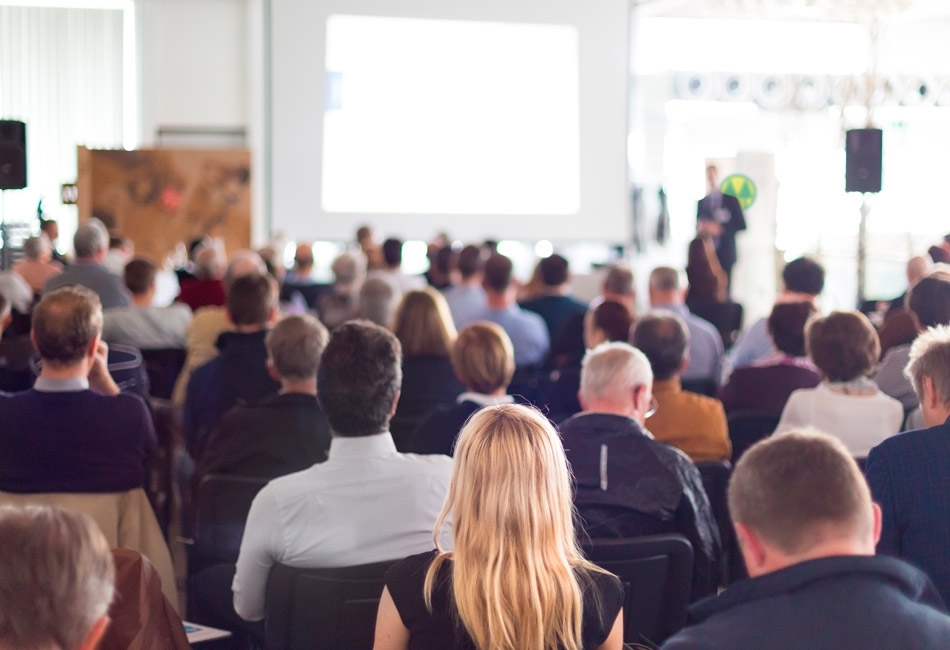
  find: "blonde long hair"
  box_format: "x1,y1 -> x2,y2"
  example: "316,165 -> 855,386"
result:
424,404 -> 603,650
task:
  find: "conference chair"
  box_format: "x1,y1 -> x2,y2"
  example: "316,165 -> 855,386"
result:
680,377 -> 718,397
190,473 -> 269,573
691,302 -> 744,349
583,534 -> 693,646
264,560 -> 397,650
696,460 -> 742,586
140,348 -> 187,400
727,410 -> 780,464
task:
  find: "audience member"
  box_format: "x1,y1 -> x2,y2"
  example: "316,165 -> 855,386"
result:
520,253 -> 588,350
370,237 -> 427,297
442,244 -> 486,327
43,218 -> 130,309
12,235 -> 62,295
174,235 -> 211,284
232,321 -> 452,622
423,243 -> 453,290
408,322 -> 516,455
648,267 -> 723,389
775,311 -> 902,457
176,245 -> 227,311
875,270 -> 950,410
877,255 -> 929,355
196,315 -> 331,482
357,224 -> 385,271
390,289 -> 464,448
468,253 -> 549,366
280,243 -> 327,310
633,312 -> 731,462
358,276 -> 398,328
599,265 -> 637,312
0,293 -> 35,392
285,243 -> 315,285
727,256 -> 824,372
867,324 -> 950,604
183,273 -> 280,458
101,257 -> 193,349
39,218 -> 68,265
0,506 -> 116,650
928,234 -> 950,265
103,235 -> 134,276
316,252 -> 362,330
376,404 -> 624,650
717,302 -> 821,416
561,342 -> 721,598
661,431 -> 950,650
685,235 -> 727,310
0,287 -> 155,493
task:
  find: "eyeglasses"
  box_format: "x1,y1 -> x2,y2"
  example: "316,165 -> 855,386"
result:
645,397 -> 659,419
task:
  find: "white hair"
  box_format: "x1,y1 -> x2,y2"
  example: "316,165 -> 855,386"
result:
904,324 -> 950,408
580,341 -> 653,402
73,218 -> 109,259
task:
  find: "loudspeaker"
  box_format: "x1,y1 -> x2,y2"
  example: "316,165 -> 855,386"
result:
845,128 -> 882,193
0,120 -> 26,190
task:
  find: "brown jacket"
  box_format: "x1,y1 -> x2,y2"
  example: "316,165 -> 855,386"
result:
646,378 -> 731,462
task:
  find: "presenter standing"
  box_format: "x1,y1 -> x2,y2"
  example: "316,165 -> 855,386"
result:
696,164 -> 746,296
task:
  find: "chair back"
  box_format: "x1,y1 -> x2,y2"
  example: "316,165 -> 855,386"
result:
696,460 -> 735,585
727,411 -> 780,464
680,378 -> 718,397
192,473 -> 269,572
140,348 -> 187,400
583,534 -> 693,646
264,560 -> 396,650
691,302 -> 744,349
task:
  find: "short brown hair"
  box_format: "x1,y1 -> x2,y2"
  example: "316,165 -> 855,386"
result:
456,245 -> 484,278
123,256 -> 157,296
538,254 -> 569,287
729,431 -> 873,555
603,265 -> 634,297
908,274 -> 950,328
767,301 -> 816,357
453,322 -> 515,394
266,315 -> 329,382
0,506 -> 115,650
588,300 -> 633,344
483,254 -> 513,293
806,311 -> 879,382
317,320 -> 402,436
630,311 -> 689,380
226,273 -> 277,326
32,286 -> 102,367
392,289 -> 457,358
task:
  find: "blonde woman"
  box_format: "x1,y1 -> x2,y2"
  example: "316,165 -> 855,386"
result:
374,404 -> 624,650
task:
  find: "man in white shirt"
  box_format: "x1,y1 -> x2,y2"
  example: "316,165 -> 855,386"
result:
232,320 -> 452,623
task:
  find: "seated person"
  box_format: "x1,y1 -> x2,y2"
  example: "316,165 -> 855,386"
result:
0,286 -> 155,494
183,272 -> 280,458
867,324 -> 950,604
376,404 -> 624,650
315,252 -> 362,330
718,301 -> 821,416
0,292 -> 36,392
407,322 -> 516,456
280,243 -> 330,310
0,506 -> 116,650
877,255 -> 930,355
560,342 -> 721,599
11,235 -> 62,295
176,245 -> 227,311
519,253 -> 588,359
442,244 -> 486,328
195,315 -> 331,482
43,218 -> 130,309
661,431 -> 950,650
775,311 -> 902,458
358,276 -> 397,328
101,256 -> 193,349
633,312 -> 731,463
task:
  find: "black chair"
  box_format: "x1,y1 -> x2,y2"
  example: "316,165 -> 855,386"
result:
264,560 -> 396,650
696,460 -> 742,586
681,378 -> 718,397
191,473 -> 269,573
583,534 -> 693,646
691,302 -> 744,349
727,411 -> 780,464
140,348 -> 186,400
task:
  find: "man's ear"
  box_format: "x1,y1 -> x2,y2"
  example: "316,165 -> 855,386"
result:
265,359 -> 280,383
871,502 -> 883,547
268,305 -> 279,326
226,308 -> 236,326
923,376 -> 939,411
734,522 -> 767,576
78,615 -> 110,650
388,390 -> 401,418
87,334 -> 102,359
679,355 -> 691,374
577,390 -> 588,412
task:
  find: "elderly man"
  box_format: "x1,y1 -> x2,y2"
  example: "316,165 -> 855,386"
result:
633,312 -> 731,463
11,235 -> 62,294
0,506 -> 115,650
867,324 -> 950,605
559,342 -> 720,599
662,431 -> 950,649
176,245 -> 227,311
43,218 -> 130,308
0,286 -> 155,493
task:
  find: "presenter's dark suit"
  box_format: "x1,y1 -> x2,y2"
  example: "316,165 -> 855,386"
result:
697,192 -> 746,288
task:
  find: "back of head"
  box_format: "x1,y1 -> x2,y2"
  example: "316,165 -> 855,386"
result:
482,254 -> 513,293
358,277 -> 396,328
429,403 -> 592,650
226,273 -> 276,327
580,341 -> 653,405
782,257 -> 825,296
194,246 -> 225,281
73,218 -> 109,260
382,238 -> 403,267
631,311 -> 689,380
316,320 -> 402,436
331,252 -> 361,287
32,287 -> 102,367
21,236 -> 48,261
729,431 -> 873,557
908,273 -> 950,328
648,266 -> 682,294
224,250 -> 267,288
0,505 -> 115,650
294,243 -> 314,270
767,301 -> 817,357
806,311 -> 879,382
452,322 -> 515,394
123,257 -> 157,296
603,265 -> 634,297
904,324 -> 950,412
456,245 -> 484,279
392,289 -> 457,358
266,315 -> 329,382
539,254 -> 570,287
589,300 -> 633,344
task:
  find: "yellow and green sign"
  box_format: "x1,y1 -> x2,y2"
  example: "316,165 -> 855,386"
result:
720,174 -> 757,210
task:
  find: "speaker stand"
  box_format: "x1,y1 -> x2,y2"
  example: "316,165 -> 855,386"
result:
857,193 -> 870,306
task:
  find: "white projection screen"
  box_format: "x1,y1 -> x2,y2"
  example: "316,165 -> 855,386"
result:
270,0 -> 630,243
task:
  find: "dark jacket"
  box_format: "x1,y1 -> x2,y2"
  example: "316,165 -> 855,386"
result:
662,555 -> 950,649
559,412 -> 721,600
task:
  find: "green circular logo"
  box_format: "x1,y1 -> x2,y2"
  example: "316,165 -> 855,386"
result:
720,174 -> 757,210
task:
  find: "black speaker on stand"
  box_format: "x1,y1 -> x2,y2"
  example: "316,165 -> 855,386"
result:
846,127 -> 882,307
0,120 -> 27,270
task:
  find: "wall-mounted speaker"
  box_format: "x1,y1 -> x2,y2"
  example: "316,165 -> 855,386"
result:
845,128 -> 882,194
0,121 -> 26,190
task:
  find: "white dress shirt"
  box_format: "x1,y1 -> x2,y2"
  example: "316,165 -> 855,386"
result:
232,432 -> 452,621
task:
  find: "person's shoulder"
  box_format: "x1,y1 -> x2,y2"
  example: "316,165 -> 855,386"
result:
686,312 -> 721,340
387,549 -> 440,582
872,422 -> 947,458
394,449 -> 454,474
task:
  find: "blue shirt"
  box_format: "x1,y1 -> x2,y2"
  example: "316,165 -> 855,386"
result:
726,317 -> 776,375
470,304 -> 550,366
653,304 -> 723,387
443,284 -> 487,330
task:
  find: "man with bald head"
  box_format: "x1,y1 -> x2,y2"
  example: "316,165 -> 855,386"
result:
662,431 -> 950,649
